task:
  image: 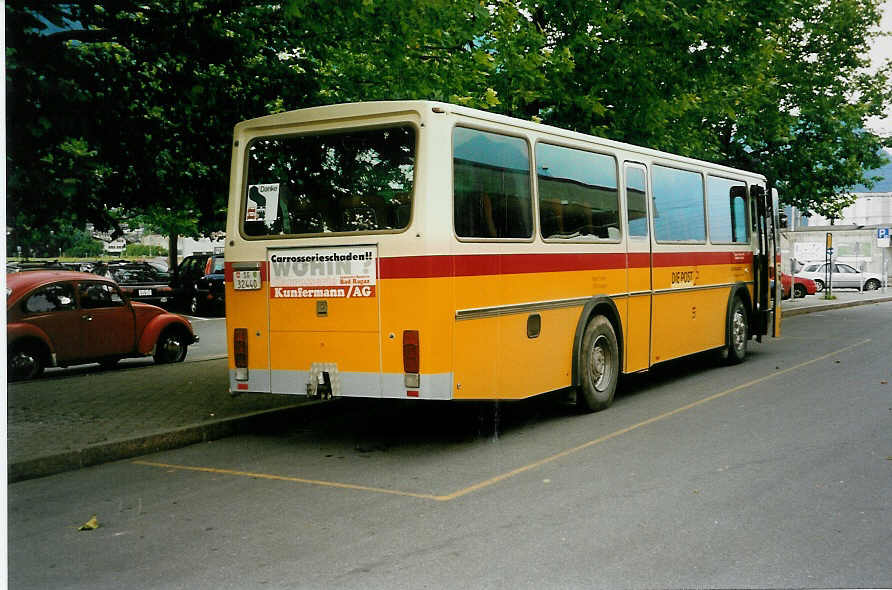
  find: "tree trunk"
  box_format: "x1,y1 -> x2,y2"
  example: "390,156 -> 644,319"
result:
168,232 -> 179,280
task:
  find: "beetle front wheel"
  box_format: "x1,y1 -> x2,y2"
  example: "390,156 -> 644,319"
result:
154,330 -> 189,364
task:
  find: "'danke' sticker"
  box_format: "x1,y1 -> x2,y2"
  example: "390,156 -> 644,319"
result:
246,183 -> 280,226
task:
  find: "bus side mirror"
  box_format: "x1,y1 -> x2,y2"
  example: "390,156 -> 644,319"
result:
778,211 -> 789,229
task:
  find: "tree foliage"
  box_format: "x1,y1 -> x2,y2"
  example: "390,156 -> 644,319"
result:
7,1 -> 317,246
7,0 -> 891,247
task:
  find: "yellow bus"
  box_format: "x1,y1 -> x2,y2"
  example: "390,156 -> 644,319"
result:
224,101 -> 780,411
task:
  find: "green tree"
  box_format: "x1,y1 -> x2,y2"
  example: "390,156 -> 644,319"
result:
134,205 -> 203,271
7,2 -> 318,247
7,0 -> 890,240
63,229 -> 105,258
124,243 -> 168,257
292,0 -> 497,107
725,0 -> 891,217
519,0 -> 889,215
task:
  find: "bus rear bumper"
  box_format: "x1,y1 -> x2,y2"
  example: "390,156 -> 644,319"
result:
229,369 -> 453,400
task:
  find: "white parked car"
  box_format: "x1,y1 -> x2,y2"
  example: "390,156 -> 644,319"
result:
795,262 -> 884,292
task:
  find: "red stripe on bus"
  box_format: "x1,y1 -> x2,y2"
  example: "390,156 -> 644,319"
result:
627,253 -> 651,268
379,251 -> 751,279
379,253 -> 629,279
378,255 -> 454,279
652,251 -> 753,267
226,251 -> 753,282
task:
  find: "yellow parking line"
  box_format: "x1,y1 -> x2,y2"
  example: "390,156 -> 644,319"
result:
133,460 -> 446,501
135,338 -> 870,502
441,338 -> 871,500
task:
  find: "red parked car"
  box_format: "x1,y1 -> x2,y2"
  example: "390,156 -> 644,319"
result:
780,272 -> 817,299
7,270 -> 198,380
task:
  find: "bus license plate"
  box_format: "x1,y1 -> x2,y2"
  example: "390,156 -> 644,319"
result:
138,289 -> 152,296
234,270 -> 261,290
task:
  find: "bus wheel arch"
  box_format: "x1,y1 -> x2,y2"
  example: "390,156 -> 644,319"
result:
719,284 -> 751,364
572,297 -> 623,412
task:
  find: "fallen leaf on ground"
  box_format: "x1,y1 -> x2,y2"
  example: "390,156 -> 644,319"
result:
78,515 -> 99,531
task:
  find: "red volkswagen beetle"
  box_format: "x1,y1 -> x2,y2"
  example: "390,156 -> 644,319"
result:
7,270 -> 198,380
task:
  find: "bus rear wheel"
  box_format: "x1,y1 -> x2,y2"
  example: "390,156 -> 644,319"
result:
577,315 -> 619,412
721,298 -> 748,365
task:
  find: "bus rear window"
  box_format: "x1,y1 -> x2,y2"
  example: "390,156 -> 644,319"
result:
243,126 -> 415,236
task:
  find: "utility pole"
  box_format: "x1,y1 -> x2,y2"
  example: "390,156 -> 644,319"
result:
825,232 -> 833,298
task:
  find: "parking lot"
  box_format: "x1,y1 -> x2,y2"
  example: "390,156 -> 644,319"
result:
7,300 -> 892,589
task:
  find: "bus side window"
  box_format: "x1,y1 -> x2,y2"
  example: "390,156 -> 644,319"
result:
453,127 -> 532,239
625,166 -> 648,238
652,165 -> 706,242
707,176 -> 749,243
537,143 -> 619,240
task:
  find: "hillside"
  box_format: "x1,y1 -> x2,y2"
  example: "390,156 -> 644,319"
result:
851,149 -> 892,192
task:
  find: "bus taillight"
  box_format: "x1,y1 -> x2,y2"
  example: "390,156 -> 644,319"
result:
403,330 -> 420,387
234,328 -> 248,380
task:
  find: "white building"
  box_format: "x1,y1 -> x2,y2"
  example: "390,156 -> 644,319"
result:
804,192 -> 892,226
104,238 -> 127,255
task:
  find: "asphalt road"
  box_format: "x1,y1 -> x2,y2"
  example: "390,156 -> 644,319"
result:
8,303 -> 892,589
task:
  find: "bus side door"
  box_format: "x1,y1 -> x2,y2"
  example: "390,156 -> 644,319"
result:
623,163 -> 652,373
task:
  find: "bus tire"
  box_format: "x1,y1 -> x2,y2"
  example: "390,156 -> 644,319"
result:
722,297 -> 748,365
577,315 -> 619,412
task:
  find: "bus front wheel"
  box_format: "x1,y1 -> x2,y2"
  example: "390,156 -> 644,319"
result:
577,315 -> 619,413
722,298 -> 748,365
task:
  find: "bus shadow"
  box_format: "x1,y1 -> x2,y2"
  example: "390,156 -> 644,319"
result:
616,346 -> 771,402
244,348 -> 771,457
247,393 -> 579,455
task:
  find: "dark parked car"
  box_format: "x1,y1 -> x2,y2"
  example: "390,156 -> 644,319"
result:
7,260 -> 67,272
7,270 -> 198,380
172,252 -> 225,315
101,262 -> 174,307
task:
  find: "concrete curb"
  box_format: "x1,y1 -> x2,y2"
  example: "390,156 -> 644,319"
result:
8,400 -> 331,483
782,294 -> 892,317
